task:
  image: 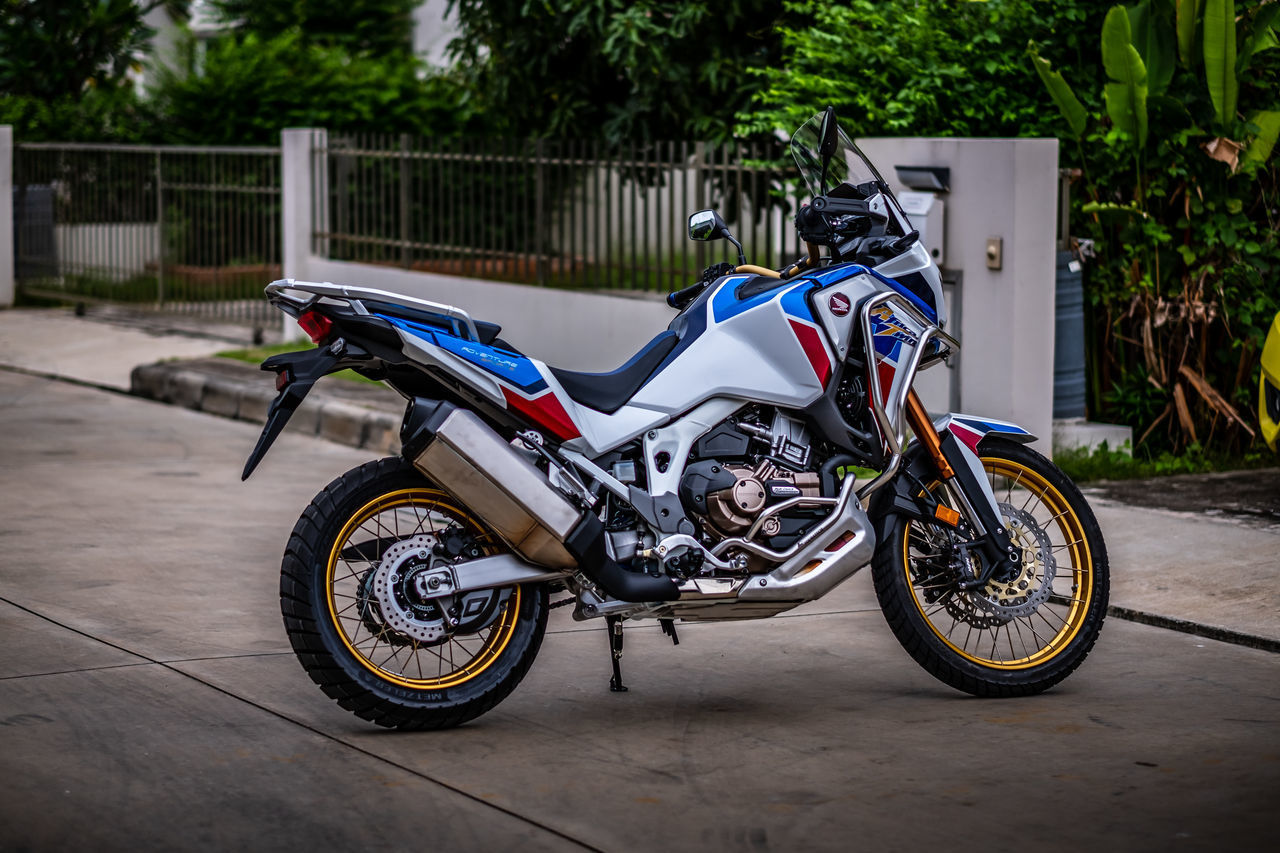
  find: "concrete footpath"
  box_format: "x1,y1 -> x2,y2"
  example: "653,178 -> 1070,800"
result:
4,306 -> 1279,651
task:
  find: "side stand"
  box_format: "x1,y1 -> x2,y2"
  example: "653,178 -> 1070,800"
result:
606,615 -> 628,692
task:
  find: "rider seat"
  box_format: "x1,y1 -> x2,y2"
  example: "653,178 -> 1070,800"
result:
549,331 -> 679,414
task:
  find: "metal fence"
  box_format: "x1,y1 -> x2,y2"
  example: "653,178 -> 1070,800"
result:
316,135 -> 810,292
13,142 -> 281,326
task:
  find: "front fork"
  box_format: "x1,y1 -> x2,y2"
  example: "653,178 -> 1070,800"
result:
903,390 -> 1019,586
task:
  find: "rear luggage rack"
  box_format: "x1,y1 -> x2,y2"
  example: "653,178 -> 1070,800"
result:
265,278 -> 481,342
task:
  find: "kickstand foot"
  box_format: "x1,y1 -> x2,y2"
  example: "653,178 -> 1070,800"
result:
659,618 -> 680,645
606,615 -> 628,692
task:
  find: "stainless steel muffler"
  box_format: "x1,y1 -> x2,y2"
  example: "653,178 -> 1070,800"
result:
402,402 -> 583,570
399,399 -> 684,602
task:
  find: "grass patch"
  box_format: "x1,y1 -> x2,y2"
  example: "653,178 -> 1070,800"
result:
217,341 -> 382,386
1054,441 -> 1277,482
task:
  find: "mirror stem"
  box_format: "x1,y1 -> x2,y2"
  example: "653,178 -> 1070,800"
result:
724,233 -> 746,267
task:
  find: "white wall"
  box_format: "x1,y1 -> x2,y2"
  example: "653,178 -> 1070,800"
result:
282,127 -> 675,370
55,224 -> 160,280
306,258 -> 675,371
413,0 -> 460,67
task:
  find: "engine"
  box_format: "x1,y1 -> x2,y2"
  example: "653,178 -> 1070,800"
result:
678,409 -> 824,542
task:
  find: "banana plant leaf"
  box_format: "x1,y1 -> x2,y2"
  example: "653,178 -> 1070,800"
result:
1203,0 -> 1238,128
1241,110 -> 1280,171
1103,7 -> 1150,147
1128,0 -> 1176,95
1237,4 -> 1280,72
1029,45 -> 1088,138
1176,0 -> 1203,67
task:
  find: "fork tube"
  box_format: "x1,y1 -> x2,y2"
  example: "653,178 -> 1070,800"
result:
904,389 -> 954,480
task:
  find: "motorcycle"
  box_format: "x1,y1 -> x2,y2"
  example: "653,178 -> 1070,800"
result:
243,108 -> 1108,729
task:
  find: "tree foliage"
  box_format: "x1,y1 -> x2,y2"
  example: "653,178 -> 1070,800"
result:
446,0 -> 787,144
0,0 -> 160,101
150,31 -> 478,144
209,0 -> 417,56
737,0 -> 1113,139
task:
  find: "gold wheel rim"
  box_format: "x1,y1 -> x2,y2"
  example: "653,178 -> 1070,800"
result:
325,488 -> 520,689
904,457 -> 1094,670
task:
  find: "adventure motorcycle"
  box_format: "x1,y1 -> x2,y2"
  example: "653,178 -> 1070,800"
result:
243,109 -> 1109,729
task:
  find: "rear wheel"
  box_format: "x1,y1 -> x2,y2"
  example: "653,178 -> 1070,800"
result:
280,457 -> 548,729
872,438 -> 1108,696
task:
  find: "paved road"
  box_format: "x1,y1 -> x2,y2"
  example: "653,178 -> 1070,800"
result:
2,371 -> 1278,852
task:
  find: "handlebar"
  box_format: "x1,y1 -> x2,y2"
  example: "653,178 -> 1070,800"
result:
666,281 -> 707,309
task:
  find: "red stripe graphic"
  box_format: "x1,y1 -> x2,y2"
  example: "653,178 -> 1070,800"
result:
502,388 -> 581,441
949,422 -> 983,453
876,361 -> 896,406
788,320 -> 832,387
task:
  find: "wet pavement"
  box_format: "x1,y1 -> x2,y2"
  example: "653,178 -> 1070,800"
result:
1085,468 -> 1280,531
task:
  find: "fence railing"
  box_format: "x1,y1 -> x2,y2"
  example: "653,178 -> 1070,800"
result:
9,135 -> 811,327
13,142 -> 281,326
316,135 -> 809,293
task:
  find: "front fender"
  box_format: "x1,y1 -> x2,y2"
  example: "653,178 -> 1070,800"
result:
935,414 -> 1036,451
868,412 -> 1035,528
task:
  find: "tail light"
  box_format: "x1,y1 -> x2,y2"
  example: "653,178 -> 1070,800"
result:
298,310 -> 333,344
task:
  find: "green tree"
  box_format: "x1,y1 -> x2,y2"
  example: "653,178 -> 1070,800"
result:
209,0 -> 417,56
150,31 -> 477,144
738,0 -> 1113,139
446,0 -> 788,144
0,0 -> 160,100
0,0 -> 172,141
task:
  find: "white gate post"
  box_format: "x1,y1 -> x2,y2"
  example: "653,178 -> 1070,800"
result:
280,128 -> 326,339
1,126 -> 14,307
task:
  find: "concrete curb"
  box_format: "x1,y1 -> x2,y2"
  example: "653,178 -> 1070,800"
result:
130,360 -> 401,456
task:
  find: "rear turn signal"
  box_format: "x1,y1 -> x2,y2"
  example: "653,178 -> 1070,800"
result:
298,310 -> 333,344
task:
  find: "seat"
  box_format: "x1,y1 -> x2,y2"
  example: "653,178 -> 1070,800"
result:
549,330 -> 679,414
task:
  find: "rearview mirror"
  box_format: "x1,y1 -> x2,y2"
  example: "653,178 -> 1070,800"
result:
688,209 -> 728,242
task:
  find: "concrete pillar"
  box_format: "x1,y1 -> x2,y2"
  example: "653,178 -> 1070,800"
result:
857,137 -> 1060,451
1,126 -> 13,307
280,128 -> 326,339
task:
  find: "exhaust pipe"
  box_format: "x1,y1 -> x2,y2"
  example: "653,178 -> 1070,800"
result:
401,399 -> 678,602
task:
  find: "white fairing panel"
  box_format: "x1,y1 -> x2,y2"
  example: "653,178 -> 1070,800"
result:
628,276 -> 831,411
811,273 -> 882,360
874,242 -> 946,328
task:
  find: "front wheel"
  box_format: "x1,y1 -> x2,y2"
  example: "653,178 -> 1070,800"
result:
280,457 -> 548,729
872,438 -> 1109,697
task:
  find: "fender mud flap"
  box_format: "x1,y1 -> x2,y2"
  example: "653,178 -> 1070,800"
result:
241,347 -> 340,480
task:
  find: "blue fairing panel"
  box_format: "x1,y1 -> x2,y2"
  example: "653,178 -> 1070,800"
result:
709,274 -> 777,322
710,275 -> 822,326
382,315 -> 549,394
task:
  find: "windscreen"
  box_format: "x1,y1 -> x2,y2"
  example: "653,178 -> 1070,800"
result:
790,112 -> 892,200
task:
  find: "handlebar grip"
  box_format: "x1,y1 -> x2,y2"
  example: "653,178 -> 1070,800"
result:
667,281 -> 706,310
811,196 -> 877,217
